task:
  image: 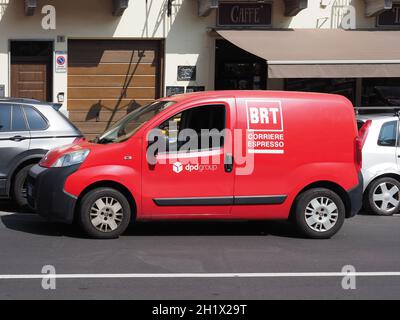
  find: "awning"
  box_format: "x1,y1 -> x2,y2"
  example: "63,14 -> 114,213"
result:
217,29 -> 400,78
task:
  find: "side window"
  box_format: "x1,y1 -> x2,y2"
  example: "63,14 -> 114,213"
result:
157,105 -> 226,152
378,121 -> 397,147
11,106 -> 28,131
23,106 -> 48,131
0,104 -> 11,132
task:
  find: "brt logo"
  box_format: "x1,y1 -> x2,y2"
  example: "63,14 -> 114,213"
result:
246,101 -> 284,132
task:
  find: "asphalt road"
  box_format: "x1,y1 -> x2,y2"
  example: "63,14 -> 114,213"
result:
0,200 -> 400,300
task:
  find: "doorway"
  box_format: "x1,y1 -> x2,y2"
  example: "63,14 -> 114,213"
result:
10,41 -> 53,102
215,39 -> 267,91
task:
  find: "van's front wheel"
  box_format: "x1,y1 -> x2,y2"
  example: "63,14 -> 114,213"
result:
293,188 -> 345,239
78,188 -> 131,239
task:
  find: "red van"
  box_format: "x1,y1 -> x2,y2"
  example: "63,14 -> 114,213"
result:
27,91 -> 362,239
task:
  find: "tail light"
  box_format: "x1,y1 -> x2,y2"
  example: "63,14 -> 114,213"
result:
358,120 -> 371,148
355,120 -> 371,171
355,137 -> 363,171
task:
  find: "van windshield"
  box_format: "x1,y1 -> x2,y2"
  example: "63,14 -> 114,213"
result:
96,101 -> 176,144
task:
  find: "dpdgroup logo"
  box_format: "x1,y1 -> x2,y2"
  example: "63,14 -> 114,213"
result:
246,100 -> 285,154
172,162 -> 218,174
172,162 -> 184,173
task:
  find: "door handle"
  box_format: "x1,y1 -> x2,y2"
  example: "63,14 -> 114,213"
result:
9,135 -> 27,142
224,154 -> 234,173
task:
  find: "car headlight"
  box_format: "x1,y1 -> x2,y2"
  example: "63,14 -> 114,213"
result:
52,150 -> 90,168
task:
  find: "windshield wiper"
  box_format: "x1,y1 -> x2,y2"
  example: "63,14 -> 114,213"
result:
97,137 -> 115,144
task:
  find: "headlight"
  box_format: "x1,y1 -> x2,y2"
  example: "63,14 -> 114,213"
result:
52,150 -> 90,168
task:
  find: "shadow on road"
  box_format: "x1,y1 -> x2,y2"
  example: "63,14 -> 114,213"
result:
0,213 -> 302,239
0,214 -> 79,237
0,200 -> 18,213
0,200 -> 33,214
126,220 -> 300,238
1,200 -> 398,239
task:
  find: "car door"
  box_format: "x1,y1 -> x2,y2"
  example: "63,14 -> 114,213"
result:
0,104 -> 30,189
141,100 -> 235,218
230,97 -> 288,219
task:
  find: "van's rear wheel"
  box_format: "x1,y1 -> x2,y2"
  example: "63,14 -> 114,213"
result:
293,188 -> 345,239
78,188 -> 131,239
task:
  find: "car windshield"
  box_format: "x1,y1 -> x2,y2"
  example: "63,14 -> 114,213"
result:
96,100 -> 176,144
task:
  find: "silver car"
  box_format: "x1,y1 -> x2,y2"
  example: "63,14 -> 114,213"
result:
0,98 -> 82,208
357,113 -> 400,216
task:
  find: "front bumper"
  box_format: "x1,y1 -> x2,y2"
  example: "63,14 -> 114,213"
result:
347,172 -> 364,218
27,164 -> 80,224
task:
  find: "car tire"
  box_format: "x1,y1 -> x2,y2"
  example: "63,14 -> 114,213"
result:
12,164 -> 35,210
364,177 -> 400,216
293,188 -> 345,239
78,188 -> 131,239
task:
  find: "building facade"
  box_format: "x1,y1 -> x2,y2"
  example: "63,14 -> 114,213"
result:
0,0 -> 399,138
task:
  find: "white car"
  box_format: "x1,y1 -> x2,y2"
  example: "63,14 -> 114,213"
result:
357,114 -> 400,216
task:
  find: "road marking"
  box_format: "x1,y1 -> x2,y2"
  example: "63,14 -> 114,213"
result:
0,272 -> 400,280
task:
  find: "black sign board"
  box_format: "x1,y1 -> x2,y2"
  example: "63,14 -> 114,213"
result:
186,86 -> 205,93
177,66 -> 196,81
166,86 -> 185,97
218,2 -> 272,27
377,5 -> 400,26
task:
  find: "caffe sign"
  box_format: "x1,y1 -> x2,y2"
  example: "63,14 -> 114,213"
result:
218,2 -> 272,27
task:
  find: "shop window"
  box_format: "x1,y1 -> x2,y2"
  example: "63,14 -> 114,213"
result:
0,104 -> 11,132
285,78 -> 356,104
215,40 -> 267,90
362,78 -> 400,107
378,121 -> 397,147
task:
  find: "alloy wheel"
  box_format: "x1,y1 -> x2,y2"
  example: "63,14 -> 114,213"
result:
372,182 -> 400,213
304,196 -> 339,232
89,197 -> 124,233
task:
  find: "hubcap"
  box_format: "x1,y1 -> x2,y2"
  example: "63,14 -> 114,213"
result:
90,197 -> 123,233
305,197 -> 339,233
372,182 -> 400,213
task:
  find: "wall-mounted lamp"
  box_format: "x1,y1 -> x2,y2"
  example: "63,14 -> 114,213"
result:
57,92 -> 65,103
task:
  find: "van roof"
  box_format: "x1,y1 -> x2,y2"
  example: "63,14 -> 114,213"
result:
162,90 -> 351,105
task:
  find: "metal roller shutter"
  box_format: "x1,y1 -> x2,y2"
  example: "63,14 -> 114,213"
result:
68,39 -> 162,140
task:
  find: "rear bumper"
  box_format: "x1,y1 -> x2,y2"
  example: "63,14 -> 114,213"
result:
27,164 -> 80,224
347,172 -> 364,218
